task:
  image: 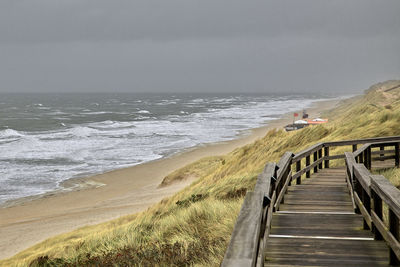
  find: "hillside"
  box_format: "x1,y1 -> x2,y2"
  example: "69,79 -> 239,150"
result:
2,80 -> 400,267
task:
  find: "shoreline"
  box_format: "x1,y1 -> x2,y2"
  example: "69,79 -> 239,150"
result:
0,98 -> 342,260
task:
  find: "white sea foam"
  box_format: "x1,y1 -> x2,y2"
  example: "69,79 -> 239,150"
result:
137,110 -> 151,114
81,111 -> 112,115
0,128 -> 24,138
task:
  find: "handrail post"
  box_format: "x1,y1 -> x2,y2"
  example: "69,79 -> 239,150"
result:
372,190 -> 383,240
273,165 -> 278,192
368,146 -> 372,170
362,188 -> 371,230
353,165 -> 361,215
318,148 -> 323,169
352,144 -> 357,152
362,147 -> 372,170
313,151 -> 318,173
389,209 -> 400,265
281,167 -> 288,203
395,143 -> 400,168
363,150 -> 367,169
324,147 -> 329,168
380,145 -> 385,161
306,155 -> 310,178
296,160 -> 301,184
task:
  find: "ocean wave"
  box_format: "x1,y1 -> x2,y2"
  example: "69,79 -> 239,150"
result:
0,129 -> 24,139
69,126 -> 100,138
137,110 -> 151,114
81,111 -> 112,115
89,120 -> 136,129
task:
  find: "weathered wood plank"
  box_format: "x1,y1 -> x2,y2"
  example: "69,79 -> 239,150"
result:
324,146 -> 330,168
265,237 -> 389,267
372,155 -> 396,161
287,186 -> 348,193
354,191 -> 372,229
278,203 -> 354,212
354,143 -> 371,158
345,166 -> 357,211
371,210 -> 400,261
370,141 -> 399,148
274,171 -> 292,211
325,154 -> 346,160
313,151 -> 318,173
306,155 -> 311,178
222,192 -> 263,267
284,193 -> 351,202
371,175 -> 400,219
222,162 -> 276,267
372,160 -> 397,170
324,136 -> 400,147
353,163 -> 371,196
371,149 -> 395,155
292,158 -> 323,180
254,163 -> 275,198
292,143 -> 323,163
258,191 -> 276,267
276,152 -> 293,183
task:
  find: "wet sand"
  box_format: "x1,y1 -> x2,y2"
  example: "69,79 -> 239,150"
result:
0,99 -> 340,260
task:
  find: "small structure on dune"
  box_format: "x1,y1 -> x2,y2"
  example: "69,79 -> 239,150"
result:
284,111 -> 328,131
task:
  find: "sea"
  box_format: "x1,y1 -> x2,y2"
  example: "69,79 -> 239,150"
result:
0,93 -> 342,205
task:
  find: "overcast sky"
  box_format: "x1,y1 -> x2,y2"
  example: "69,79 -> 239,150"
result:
0,0 -> 399,94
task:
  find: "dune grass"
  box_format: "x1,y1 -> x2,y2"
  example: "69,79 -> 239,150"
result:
2,80 -> 400,267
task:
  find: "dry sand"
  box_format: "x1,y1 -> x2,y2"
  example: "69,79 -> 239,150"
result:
0,99 -> 340,260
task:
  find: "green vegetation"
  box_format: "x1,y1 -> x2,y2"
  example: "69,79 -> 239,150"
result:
2,80 -> 400,267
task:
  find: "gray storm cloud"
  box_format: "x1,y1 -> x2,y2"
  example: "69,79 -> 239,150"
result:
0,0 -> 399,93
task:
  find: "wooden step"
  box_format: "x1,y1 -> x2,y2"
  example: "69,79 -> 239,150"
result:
265,237 -> 389,266
270,213 -> 371,238
278,203 -> 354,212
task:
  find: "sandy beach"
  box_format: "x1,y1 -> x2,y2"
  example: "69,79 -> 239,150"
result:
0,98 -> 340,260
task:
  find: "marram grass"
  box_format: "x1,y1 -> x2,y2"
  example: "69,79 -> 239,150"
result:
2,80 -> 400,267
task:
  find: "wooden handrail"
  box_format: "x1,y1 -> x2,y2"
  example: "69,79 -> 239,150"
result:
353,164 -> 371,196
344,152 -> 357,211
371,175 -> 400,219
221,163 -> 277,266
353,143 -> 371,158
292,143 -> 323,163
346,140 -> 400,265
222,136 -> 400,266
324,136 -> 400,147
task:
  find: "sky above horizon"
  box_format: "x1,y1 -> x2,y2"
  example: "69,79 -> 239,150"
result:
0,0 -> 399,94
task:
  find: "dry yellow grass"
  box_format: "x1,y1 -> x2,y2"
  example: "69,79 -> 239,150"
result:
2,80 -> 400,266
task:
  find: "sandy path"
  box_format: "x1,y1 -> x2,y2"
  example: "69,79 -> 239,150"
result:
0,99 -> 340,260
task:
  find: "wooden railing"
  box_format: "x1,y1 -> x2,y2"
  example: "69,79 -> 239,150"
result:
221,153 -> 293,267
345,140 -> 400,265
221,136 -> 400,267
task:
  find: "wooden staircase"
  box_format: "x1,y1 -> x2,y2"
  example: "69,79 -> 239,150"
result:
265,167 -> 389,266
221,136 -> 400,267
